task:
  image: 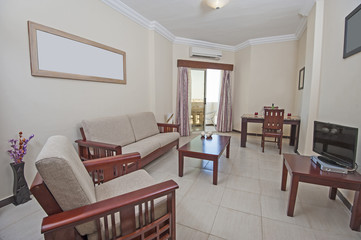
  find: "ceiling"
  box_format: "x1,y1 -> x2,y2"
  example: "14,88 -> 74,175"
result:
107,0 -> 315,47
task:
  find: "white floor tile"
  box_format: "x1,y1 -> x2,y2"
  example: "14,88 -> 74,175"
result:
177,196 -> 219,233
211,207 -> 262,240
301,202 -> 355,235
226,174 -> 261,194
261,195 -> 310,228
220,188 -> 261,216
262,218 -> 316,240
208,235 -> 226,240
176,224 -> 209,240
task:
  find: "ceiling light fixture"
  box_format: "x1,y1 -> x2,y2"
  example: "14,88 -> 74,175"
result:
206,0 -> 229,9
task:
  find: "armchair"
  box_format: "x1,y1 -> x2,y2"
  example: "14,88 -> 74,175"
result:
31,135 -> 178,240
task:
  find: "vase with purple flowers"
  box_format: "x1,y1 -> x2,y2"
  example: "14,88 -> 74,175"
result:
8,132 -> 34,205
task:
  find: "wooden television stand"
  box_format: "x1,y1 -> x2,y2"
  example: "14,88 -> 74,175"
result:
281,154 -> 361,231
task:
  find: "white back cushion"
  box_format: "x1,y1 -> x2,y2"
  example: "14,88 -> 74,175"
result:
35,135 -> 97,235
82,115 -> 136,146
128,112 -> 160,141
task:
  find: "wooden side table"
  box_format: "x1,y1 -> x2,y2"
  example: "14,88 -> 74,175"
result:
281,154 -> 361,231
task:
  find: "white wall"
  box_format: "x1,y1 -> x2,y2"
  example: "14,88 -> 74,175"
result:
294,30 -> 307,115
153,33 -> 174,122
0,0 -> 170,200
298,1 -> 325,156
233,41 -> 298,135
316,0 -> 361,202
233,47 -> 252,130
318,0 -> 361,161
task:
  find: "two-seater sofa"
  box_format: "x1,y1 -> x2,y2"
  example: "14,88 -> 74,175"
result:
76,112 -> 180,168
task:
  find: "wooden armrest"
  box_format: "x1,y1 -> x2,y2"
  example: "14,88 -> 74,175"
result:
83,152 -> 140,169
76,139 -> 122,160
75,139 -> 121,151
83,152 -> 141,183
41,180 -> 179,234
157,123 -> 180,128
157,123 -> 180,133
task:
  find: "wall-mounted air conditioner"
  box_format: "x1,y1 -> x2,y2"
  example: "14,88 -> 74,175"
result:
189,47 -> 222,59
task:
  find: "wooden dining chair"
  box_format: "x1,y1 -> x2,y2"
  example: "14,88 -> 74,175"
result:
262,109 -> 284,154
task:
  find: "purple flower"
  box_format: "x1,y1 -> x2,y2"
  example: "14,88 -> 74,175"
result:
8,132 -> 34,164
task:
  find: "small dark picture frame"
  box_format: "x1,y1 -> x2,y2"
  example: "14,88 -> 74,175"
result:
343,4 -> 361,58
298,67 -> 305,90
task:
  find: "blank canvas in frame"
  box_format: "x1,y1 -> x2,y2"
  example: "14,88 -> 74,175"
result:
28,21 -> 126,84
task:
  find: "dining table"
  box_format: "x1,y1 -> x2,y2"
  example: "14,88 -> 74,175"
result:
240,113 -> 301,153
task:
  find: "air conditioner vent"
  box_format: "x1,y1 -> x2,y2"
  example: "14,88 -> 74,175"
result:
189,47 -> 222,59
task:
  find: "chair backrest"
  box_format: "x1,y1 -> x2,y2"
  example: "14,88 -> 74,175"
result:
35,135 -> 97,235
264,106 -> 279,109
263,109 -> 284,131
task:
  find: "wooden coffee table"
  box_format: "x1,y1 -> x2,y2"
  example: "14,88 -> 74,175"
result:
282,154 -> 361,231
178,135 -> 231,185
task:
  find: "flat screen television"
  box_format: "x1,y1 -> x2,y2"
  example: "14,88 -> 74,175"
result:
313,121 -> 358,169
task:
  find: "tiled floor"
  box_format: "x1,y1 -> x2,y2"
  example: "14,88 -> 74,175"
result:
1,132 -> 361,240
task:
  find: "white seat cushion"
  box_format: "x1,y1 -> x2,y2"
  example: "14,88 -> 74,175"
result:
146,132 -> 180,147
122,138 -> 161,157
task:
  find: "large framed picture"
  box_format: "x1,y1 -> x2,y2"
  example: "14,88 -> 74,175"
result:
343,4 -> 361,58
28,21 -> 126,84
298,67 -> 305,90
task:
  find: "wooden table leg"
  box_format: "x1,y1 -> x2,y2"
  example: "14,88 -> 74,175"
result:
281,159 -> 288,191
213,159 -> 218,185
289,124 -> 296,146
295,124 -> 300,153
287,175 -> 299,217
240,118 -> 247,147
350,191 -> 361,231
329,187 -> 337,200
178,151 -> 184,177
226,142 -> 230,158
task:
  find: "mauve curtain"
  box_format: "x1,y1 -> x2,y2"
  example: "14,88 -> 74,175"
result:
176,67 -> 190,136
217,70 -> 232,132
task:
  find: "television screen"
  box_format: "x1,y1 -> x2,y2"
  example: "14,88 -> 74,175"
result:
313,121 -> 358,168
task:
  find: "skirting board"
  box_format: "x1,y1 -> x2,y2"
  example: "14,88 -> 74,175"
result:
0,196 -> 14,208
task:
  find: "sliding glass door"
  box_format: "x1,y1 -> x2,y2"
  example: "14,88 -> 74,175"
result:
190,69 -> 222,132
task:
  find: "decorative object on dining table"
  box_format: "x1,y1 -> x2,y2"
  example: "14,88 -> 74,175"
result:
254,112 -> 258,116
287,113 -> 292,117
8,132 -> 34,205
206,131 -> 213,139
201,131 -> 206,138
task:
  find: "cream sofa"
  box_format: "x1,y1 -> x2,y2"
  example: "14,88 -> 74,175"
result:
76,112 -> 180,167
